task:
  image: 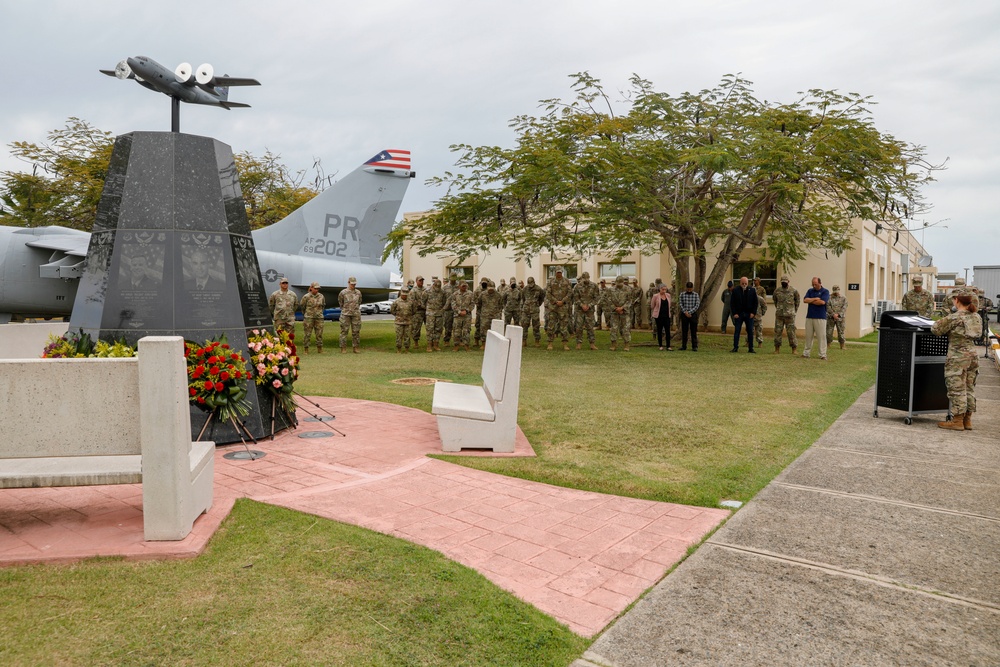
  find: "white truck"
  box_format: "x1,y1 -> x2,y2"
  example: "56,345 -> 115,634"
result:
973,265 -> 1000,315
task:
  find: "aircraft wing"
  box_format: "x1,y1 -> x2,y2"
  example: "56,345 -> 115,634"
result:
219,102 -> 251,110
25,232 -> 90,257
214,76 -> 261,87
99,69 -> 117,77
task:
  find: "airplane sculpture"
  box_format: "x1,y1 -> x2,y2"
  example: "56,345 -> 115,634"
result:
0,149 -> 414,323
101,56 -> 260,131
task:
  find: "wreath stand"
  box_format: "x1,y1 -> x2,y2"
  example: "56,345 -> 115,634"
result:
196,411 -> 266,461
291,390 -> 346,438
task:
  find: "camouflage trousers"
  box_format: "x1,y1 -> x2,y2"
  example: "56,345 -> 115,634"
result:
504,307 -> 519,326
521,310 -> 542,343
410,310 -> 425,344
944,355 -> 978,414
426,312 -> 442,345
395,323 -> 411,350
575,309 -> 596,344
475,312 -> 484,344
546,308 -> 570,342
340,314 -> 361,349
302,317 -> 324,350
453,314 -> 472,346
609,312 -> 631,344
773,314 -> 797,348
754,318 -> 764,346
826,317 -> 846,346
275,318 -> 295,336
442,310 -> 454,342
595,306 -> 605,328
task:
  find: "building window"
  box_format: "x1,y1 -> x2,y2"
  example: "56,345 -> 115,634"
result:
867,263 -> 875,301
545,264 -> 578,281
447,266 -> 474,286
598,263 -> 636,280
732,261 -> 778,295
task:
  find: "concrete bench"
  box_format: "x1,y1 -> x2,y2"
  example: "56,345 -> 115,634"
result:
0,336 -> 214,541
433,320 -> 523,453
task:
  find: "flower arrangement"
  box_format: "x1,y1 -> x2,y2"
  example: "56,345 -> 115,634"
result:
42,331 -> 136,358
247,328 -> 299,416
184,336 -> 251,424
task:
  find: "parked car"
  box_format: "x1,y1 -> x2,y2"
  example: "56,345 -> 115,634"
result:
373,300 -> 393,314
295,307 -> 341,322
360,302 -> 378,315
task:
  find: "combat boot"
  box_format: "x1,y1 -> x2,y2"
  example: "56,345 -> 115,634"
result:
463,344 -> 470,352
564,344 -> 570,351
963,412 -> 973,430
623,344 -> 630,352
610,343 -> 617,351
353,346 -> 360,354
790,346 -> 797,355
937,415 -> 965,431
590,343 -> 598,350
454,345 -> 460,352
840,342 -> 845,350
341,348 -> 347,354
396,348 -> 402,354
303,348 -> 309,355
546,343 -> 553,350
576,343 -> 582,350
427,345 -> 433,353
773,345 -> 781,354
534,341 -> 541,348
317,347 -> 323,354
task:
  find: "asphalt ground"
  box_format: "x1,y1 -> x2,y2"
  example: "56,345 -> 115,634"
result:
576,342 -> 1000,667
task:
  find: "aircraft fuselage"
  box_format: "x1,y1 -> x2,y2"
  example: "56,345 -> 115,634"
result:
128,57 -> 227,107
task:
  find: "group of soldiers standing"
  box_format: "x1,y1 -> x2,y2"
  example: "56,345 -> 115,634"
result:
386,269 -> 658,352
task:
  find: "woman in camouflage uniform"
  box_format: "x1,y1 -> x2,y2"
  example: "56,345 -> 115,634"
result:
930,287 -> 982,430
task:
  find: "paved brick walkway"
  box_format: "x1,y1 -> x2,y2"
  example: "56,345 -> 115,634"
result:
0,397 -> 728,636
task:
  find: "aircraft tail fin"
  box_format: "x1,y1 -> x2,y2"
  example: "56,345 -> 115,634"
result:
252,150 -> 412,266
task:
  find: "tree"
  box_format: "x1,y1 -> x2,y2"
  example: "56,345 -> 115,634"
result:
0,119 -> 318,231
390,73 -> 939,311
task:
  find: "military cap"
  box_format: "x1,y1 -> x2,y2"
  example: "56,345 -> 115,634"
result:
510,275 -> 516,283
580,271 -> 590,280
526,276 -> 535,284
912,276 -> 923,284
954,277 -> 966,286
615,276 -> 626,285
953,286 -> 973,298
415,275 -> 424,281
399,287 -> 409,295
348,276 -> 357,284
554,267 -> 564,273
832,285 -> 841,292
310,281 -> 320,289
781,275 -> 791,282
280,277 -> 289,284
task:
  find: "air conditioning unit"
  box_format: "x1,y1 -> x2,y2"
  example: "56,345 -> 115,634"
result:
874,300 -> 896,325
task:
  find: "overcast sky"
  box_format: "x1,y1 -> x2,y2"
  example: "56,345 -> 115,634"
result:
2,0 -> 997,279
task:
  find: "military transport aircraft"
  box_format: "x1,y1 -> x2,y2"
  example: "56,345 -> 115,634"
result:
100,56 -> 260,110
0,149 -> 413,323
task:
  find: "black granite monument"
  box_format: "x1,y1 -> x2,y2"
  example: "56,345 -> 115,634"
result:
70,131 -> 285,444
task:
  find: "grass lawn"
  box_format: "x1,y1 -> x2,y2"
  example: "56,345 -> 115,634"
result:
298,320 -> 878,507
1,319 -> 878,665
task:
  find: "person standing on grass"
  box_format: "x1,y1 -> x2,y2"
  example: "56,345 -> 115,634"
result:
720,280 -> 733,334
802,276 -> 830,360
607,276 -> 633,351
425,278 -> 446,352
753,277 -> 768,348
651,284 -> 673,351
338,277 -> 363,353
451,281 -> 474,351
826,285 -> 848,350
772,275 -> 801,354
729,276 -> 758,353
679,281 -> 700,351
390,287 -> 413,353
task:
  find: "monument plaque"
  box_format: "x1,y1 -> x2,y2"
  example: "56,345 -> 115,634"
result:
70,131 -> 280,443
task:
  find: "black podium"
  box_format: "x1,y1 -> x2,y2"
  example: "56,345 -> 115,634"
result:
873,310 -> 950,424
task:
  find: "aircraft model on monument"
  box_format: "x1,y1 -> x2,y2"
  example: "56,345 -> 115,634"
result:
100,56 -> 260,131
0,149 -> 414,322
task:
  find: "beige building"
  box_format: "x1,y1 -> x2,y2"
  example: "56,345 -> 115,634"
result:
400,211 -> 935,339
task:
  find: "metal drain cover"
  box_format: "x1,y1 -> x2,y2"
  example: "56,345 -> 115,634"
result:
298,431 -> 335,439
223,450 -> 267,460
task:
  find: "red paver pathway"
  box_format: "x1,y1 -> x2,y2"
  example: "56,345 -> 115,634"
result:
0,397 -> 729,637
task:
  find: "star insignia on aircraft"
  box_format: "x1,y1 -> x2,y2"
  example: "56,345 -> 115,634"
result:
264,269 -> 279,282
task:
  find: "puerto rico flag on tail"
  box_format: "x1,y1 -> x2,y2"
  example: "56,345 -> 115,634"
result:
365,149 -> 411,170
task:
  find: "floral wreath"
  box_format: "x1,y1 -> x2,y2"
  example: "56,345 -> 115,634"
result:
184,336 -> 251,424
247,328 -> 299,416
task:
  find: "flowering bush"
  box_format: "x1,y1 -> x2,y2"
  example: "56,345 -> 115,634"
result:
184,336 -> 251,423
247,328 -> 299,415
42,331 -> 136,358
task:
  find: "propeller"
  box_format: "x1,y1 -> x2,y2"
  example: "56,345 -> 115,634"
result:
195,63 -> 214,85
174,62 -> 193,83
114,59 -> 133,80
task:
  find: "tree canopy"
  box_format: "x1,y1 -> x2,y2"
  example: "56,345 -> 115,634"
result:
390,73 -> 940,309
0,118 -> 318,231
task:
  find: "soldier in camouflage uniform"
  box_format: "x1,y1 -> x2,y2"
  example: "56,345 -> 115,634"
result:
503,276 -> 520,326
572,271 -> 600,350
424,278 -> 446,351
772,274 -> 801,354
931,287 -> 982,430
442,275 -> 457,344
338,277 -> 363,353
451,281 -> 475,350
520,276 -> 545,346
753,277 -> 768,347
473,277 -> 489,348
409,275 -> 428,350
545,267 -> 573,350
901,275 -> 934,318
299,281 -> 326,353
390,287 -> 413,352
607,276 -> 632,351
268,278 -> 298,335
826,285 -> 848,350
479,280 -> 504,335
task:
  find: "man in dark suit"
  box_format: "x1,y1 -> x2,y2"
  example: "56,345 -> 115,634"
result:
730,276 -> 758,353
184,248 -> 225,292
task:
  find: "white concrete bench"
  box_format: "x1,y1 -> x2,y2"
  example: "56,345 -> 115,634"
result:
0,336 -> 214,541
433,320 -> 523,453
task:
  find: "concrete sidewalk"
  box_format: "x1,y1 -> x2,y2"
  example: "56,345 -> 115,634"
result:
580,350 -> 1000,666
